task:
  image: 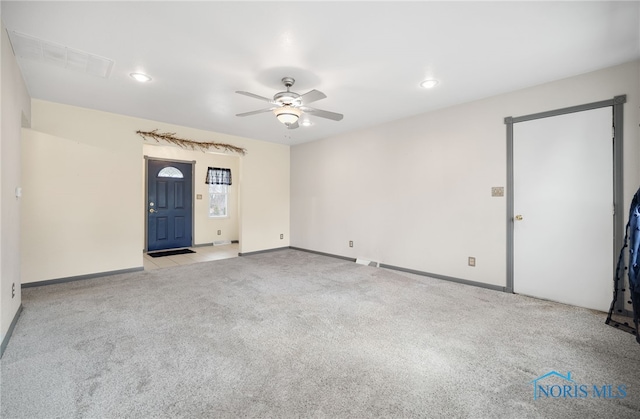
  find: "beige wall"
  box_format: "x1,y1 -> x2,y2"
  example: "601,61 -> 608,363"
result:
21,129 -> 142,283
291,61 -> 640,288
1,22 -> 31,344
21,100 -> 290,283
143,144 -> 240,246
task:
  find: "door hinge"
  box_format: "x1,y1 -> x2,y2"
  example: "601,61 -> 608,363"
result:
612,125 -> 616,141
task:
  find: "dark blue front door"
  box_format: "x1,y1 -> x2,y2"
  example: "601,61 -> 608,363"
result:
147,159 -> 193,251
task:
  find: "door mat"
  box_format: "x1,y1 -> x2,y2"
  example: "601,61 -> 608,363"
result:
148,249 -> 196,258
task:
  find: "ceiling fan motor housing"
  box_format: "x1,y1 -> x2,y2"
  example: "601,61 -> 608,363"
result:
274,77 -> 301,106
274,91 -> 301,106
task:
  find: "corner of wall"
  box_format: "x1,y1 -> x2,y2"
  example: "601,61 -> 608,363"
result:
1,19 -> 31,349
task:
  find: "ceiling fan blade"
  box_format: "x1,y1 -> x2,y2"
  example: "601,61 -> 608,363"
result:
300,89 -> 327,105
235,107 -> 276,117
286,121 -> 300,130
300,107 -> 343,121
236,91 -> 274,103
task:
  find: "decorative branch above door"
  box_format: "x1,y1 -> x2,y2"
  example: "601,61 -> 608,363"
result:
136,129 -> 247,155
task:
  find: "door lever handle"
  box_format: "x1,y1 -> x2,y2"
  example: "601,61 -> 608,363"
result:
149,209 -> 156,213
515,214 -> 523,221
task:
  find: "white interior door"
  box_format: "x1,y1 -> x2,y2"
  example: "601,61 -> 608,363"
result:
513,107 -> 613,312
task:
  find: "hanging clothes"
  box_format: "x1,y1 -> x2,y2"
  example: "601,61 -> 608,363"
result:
607,186 -> 640,344
627,188 -> 640,343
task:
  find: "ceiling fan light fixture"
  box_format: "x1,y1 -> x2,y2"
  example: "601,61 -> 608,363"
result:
274,106 -> 301,125
420,79 -> 439,89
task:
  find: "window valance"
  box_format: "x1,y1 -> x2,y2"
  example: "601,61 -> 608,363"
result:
206,167 -> 232,185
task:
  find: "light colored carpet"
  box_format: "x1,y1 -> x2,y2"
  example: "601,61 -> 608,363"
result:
1,249 -> 639,418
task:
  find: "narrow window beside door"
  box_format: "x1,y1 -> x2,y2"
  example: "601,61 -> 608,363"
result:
209,184 -> 228,217
206,167 -> 232,218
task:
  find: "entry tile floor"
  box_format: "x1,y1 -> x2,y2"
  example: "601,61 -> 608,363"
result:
143,243 -> 239,270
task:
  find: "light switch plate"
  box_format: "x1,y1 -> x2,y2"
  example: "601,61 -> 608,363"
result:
196,194 -> 202,200
491,187 -> 504,197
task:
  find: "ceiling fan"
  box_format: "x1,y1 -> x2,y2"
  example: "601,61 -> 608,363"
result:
235,77 -> 343,129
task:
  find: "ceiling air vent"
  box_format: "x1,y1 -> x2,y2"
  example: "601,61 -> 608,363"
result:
8,30 -> 114,78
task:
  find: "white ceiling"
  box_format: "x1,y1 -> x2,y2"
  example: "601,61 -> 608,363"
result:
2,1 -> 639,145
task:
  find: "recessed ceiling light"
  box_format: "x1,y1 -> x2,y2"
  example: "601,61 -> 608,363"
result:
130,72 -> 152,82
300,119 -> 313,127
420,79 -> 439,89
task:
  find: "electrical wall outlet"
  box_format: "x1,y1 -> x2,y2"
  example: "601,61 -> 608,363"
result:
349,241 -> 353,248
491,187 -> 504,197
468,257 -> 476,267
280,234 -> 284,239
196,194 -> 203,200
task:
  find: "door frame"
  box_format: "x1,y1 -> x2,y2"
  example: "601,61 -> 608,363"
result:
144,156 -> 196,252
504,95 -> 626,304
